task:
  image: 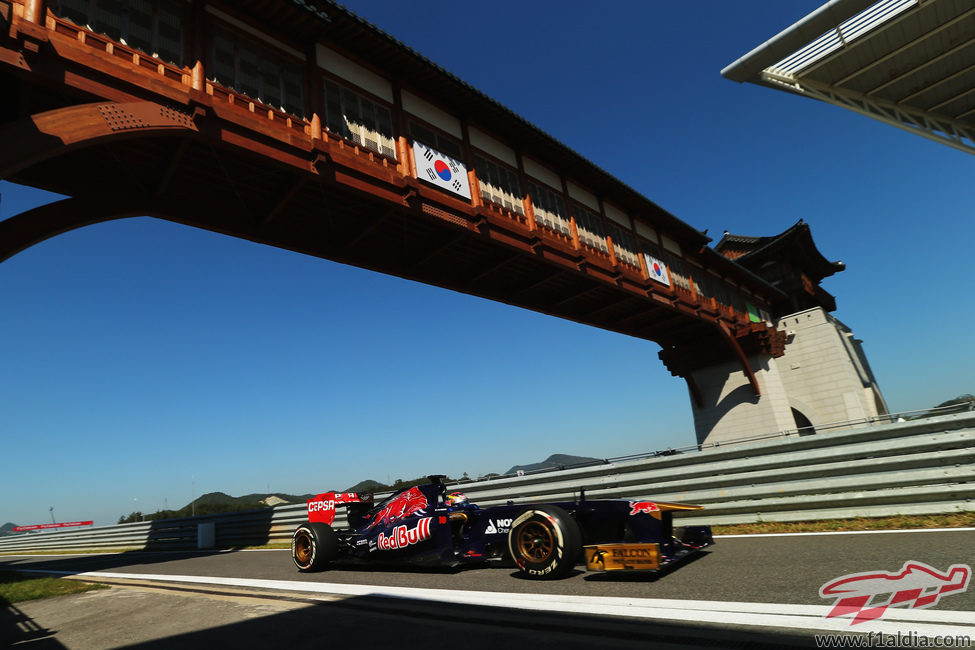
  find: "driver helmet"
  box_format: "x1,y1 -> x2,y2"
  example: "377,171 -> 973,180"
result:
445,492 -> 469,508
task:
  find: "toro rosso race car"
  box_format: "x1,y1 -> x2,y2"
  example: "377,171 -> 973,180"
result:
292,476 -> 712,579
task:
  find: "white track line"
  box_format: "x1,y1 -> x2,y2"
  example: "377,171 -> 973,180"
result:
23,569 -> 975,637
716,527 -> 975,539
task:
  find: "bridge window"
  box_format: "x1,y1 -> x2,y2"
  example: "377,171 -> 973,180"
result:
54,0 -> 183,65
212,26 -> 304,116
608,223 -> 639,267
527,181 -> 570,236
474,155 -> 523,215
710,277 -> 731,310
324,80 -> 396,158
688,266 -> 711,299
664,251 -> 693,294
573,205 -> 607,253
410,122 -> 462,160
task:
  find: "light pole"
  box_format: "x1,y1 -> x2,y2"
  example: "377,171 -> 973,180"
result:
49,506 -> 55,524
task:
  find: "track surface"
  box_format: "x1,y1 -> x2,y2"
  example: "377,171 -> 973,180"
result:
4,530 -> 974,610
3,530 -> 973,648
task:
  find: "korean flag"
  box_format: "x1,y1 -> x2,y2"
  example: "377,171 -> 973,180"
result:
644,253 -> 671,286
413,141 -> 471,200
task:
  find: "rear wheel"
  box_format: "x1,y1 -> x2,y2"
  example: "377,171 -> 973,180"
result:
292,522 -> 338,572
507,506 -> 581,579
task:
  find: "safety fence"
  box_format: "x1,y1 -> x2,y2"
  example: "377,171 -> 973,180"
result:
1,411 -> 972,552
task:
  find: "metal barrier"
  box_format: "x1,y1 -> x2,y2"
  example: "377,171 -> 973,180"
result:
1,411 -> 972,552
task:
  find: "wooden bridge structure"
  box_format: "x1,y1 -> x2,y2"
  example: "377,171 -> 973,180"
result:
1,0 -> 828,419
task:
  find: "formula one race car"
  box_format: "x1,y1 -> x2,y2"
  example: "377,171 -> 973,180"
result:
291,475 -> 712,579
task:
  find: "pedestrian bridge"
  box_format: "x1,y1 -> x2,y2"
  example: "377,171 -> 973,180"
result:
1,1 -> 857,441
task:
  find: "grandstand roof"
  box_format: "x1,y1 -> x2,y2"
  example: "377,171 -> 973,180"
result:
722,0 -> 975,154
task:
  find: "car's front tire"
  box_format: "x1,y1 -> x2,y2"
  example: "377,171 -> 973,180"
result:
507,505 -> 581,579
292,522 -> 338,572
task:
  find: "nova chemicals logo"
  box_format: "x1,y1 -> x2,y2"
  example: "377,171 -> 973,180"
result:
485,518 -> 513,534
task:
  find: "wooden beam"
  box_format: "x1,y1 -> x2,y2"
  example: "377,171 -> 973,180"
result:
467,251 -> 520,284
261,176 -> 306,227
153,138 -> 192,199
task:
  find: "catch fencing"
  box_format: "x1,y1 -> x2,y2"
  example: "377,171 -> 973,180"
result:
1,411 -> 972,552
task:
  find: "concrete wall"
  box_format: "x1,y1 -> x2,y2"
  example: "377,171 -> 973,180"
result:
690,307 -> 887,445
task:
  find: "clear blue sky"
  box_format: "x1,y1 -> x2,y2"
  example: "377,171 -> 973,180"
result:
2,1 -> 972,527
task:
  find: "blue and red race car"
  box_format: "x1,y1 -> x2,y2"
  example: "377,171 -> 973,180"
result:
291,475 -> 713,579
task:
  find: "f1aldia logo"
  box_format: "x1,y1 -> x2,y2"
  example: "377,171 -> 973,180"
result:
376,518 -> 432,551
819,560 -> 971,626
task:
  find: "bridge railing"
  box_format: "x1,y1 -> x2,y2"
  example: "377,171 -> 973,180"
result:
1,410 -> 971,553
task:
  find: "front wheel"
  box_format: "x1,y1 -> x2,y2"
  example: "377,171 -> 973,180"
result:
292,522 -> 338,572
507,505 -> 581,579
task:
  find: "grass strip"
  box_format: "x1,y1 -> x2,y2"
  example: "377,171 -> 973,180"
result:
0,571 -> 107,604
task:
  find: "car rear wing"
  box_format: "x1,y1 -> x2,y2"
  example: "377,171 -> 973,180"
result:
306,492 -> 363,526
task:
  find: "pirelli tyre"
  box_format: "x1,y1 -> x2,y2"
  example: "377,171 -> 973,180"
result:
292,522 -> 338,572
507,505 -> 582,579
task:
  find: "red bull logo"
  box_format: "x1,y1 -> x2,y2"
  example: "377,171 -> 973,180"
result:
376,518 -> 432,551
628,501 -> 660,515
820,560 -> 971,626
366,486 -> 428,530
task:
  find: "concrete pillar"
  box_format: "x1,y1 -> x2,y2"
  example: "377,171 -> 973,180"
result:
688,307 -> 887,446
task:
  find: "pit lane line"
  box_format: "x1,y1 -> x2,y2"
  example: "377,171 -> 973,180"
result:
23,569 -> 975,638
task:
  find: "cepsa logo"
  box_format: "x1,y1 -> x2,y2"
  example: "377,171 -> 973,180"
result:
628,501 -> 660,515
308,500 -> 334,513
376,518 -> 432,551
820,560 -> 971,626
307,492 -> 360,525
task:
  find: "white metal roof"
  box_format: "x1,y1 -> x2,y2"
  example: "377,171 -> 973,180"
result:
722,0 -> 975,154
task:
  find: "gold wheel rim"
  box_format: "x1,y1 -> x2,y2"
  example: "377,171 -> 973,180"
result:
516,521 -> 554,562
295,532 -> 312,564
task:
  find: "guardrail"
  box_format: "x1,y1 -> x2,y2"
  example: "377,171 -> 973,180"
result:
1,411 -> 972,552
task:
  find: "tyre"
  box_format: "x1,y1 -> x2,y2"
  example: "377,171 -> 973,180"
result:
507,505 -> 582,579
292,522 -> 338,572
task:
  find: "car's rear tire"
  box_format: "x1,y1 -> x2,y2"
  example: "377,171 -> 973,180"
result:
507,505 -> 582,579
292,522 -> 337,572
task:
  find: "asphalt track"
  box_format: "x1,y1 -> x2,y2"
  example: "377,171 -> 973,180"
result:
3,529 -> 974,647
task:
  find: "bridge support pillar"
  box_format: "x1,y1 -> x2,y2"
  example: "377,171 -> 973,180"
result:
686,354 -> 794,446
678,307 -> 889,447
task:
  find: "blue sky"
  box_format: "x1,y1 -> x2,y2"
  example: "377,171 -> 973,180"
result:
2,1 -> 972,527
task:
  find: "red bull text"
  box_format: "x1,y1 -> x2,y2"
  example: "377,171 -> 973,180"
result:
377,518 -> 432,551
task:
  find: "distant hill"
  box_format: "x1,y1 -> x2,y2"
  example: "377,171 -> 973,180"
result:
188,491 -> 317,510
346,479 -> 387,494
1,522 -> 18,536
506,453 -> 602,475
935,394 -> 974,412
118,491 -> 316,524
